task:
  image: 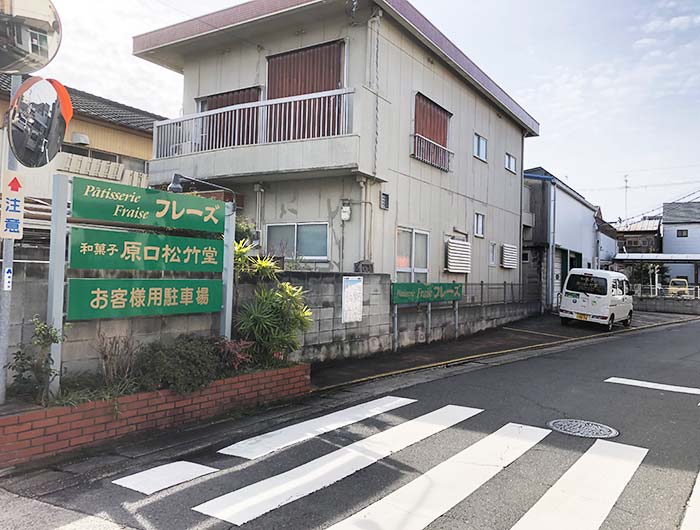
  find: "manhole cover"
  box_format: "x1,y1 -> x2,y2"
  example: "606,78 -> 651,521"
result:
546,419 -> 619,439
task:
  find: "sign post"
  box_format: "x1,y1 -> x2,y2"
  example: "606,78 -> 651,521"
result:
47,175 -> 69,396
0,75 -> 22,405
220,201 -> 236,338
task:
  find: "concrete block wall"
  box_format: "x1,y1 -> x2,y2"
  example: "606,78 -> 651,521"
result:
4,262 -> 219,381
634,297 -> 700,315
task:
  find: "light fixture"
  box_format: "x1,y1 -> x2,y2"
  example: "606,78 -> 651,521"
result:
166,173 -> 237,207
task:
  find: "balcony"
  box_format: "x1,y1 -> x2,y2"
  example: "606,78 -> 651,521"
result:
149,88 -> 359,185
411,134 -> 453,172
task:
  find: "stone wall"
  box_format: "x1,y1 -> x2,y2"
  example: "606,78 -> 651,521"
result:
634,297 -> 700,315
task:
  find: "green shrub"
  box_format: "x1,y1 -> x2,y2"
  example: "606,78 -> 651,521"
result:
134,334 -> 221,394
237,282 -> 312,366
133,334 -> 254,394
6,316 -> 65,405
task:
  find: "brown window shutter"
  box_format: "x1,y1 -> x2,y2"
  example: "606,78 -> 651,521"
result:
267,41 -> 344,99
414,93 -> 450,147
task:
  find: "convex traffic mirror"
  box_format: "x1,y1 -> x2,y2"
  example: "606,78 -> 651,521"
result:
8,76 -> 73,168
0,0 -> 62,74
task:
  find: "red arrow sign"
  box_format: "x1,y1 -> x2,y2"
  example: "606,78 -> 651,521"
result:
8,177 -> 21,192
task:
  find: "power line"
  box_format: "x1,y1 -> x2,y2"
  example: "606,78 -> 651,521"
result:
617,187 -> 700,225
580,179 -> 700,192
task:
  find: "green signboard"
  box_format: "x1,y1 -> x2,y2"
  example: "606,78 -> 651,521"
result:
71,177 -> 225,233
391,282 -> 463,304
67,278 -> 222,321
70,228 -> 223,272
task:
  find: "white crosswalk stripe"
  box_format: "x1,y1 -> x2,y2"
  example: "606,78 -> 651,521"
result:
681,473 -> 700,530
325,423 -> 550,530
112,461 -> 218,495
605,377 -> 700,396
218,395 -> 417,459
510,440 -> 648,530
192,404 -> 483,525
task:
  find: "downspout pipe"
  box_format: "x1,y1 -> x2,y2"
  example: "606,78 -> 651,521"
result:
549,181 -> 557,310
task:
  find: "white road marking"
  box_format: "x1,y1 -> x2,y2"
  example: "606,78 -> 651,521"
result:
192,405 -> 482,525
326,423 -> 550,530
112,461 -> 218,495
510,440 -> 648,530
605,377 -> 700,396
681,472 -> 700,530
219,395 -> 417,459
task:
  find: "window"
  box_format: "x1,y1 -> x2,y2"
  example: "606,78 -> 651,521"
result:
505,153 -> 517,173
90,150 -> 119,163
413,93 -> 452,171
474,213 -> 485,238
566,274 -> 608,296
267,223 -> 329,261
629,239 -> 639,247
380,192 -> 390,210
29,30 -> 49,58
522,251 -> 530,263
677,229 -> 689,238
396,228 -> 429,282
473,133 -> 487,161
61,144 -> 148,175
489,242 -> 497,266
121,156 -> 147,173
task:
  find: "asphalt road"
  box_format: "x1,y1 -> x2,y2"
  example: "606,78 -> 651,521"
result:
4,318 -> 700,530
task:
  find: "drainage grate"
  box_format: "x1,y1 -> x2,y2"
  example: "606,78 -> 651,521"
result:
546,419 -> 619,439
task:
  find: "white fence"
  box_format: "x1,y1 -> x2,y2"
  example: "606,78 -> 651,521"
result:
153,88 -> 354,159
636,284 -> 700,299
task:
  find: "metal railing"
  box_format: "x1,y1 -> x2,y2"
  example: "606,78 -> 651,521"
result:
636,284 -> 700,300
411,134 -> 454,172
153,88 -> 354,159
460,282 -> 541,306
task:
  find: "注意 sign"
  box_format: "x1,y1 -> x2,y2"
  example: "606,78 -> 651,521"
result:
391,282 -> 463,304
66,278 -> 222,321
70,228 -> 223,272
71,177 -> 225,233
1,174 -> 25,240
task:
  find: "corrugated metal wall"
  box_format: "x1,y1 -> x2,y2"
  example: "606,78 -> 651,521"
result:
414,93 -> 450,147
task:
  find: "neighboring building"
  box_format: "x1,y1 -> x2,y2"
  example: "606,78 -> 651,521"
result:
615,217 -> 661,254
134,0 -> 539,284
0,73 -> 166,200
662,202 -> 700,282
523,167 -> 617,308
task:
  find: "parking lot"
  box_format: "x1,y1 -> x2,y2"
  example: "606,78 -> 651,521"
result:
312,311 -> 699,389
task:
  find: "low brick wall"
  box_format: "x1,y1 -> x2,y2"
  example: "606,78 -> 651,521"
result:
0,364 -> 310,468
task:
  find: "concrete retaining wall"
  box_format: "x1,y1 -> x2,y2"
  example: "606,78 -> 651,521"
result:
635,297 -> 700,315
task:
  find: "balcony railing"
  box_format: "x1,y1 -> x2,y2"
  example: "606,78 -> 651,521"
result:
411,134 -> 454,172
153,88 -> 354,159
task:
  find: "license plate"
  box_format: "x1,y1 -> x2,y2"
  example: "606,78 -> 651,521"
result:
576,313 -> 589,321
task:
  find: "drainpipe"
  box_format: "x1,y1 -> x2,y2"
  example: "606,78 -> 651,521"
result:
358,176 -> 366,261
518,132 -> 525,292
254,183 -> 264,245
549,181 -> 557,310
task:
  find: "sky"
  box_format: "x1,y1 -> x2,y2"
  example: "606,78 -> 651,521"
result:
35,0 -> 700,222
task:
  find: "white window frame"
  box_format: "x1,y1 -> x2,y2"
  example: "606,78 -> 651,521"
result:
489,241 -> 498,266
522,251 -> 530,263
29,29 -> 49,58
396,227 -> 430,282
474,212 -> 485,238
677,229 -> 689,238
473,133 -> 488,162
266,222 -> 330,262
505,153 -> 517,173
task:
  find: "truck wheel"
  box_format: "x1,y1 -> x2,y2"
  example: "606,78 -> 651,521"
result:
606,315 -> 615,332
623,312 -> 632,328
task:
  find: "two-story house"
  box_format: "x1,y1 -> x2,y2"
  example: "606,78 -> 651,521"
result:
134,0 -> 539,284
663,202 -> 700,283
615,217 -> 661,254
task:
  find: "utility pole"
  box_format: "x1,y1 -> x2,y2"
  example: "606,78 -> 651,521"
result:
0,75 -> 21,405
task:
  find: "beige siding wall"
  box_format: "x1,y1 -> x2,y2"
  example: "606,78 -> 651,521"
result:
176,8 -> 528,283
370,16 -> 525,283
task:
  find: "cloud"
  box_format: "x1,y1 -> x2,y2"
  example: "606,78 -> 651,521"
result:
633,37 -> 657,48
641,14 -> 700,32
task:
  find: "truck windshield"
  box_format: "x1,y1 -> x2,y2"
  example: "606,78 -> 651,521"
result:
565,274 -> 608,295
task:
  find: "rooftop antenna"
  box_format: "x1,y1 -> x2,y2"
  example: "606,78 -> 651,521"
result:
624,174 -> 629,220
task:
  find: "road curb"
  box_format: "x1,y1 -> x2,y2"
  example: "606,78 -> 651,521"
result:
313,315 -> 700,393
